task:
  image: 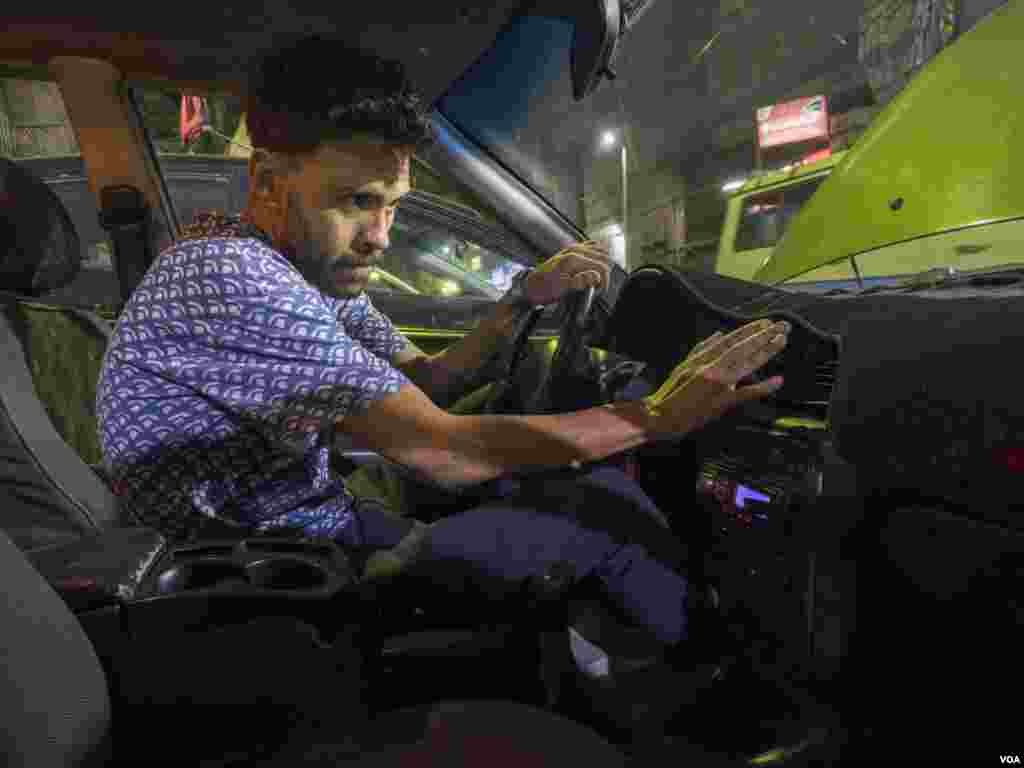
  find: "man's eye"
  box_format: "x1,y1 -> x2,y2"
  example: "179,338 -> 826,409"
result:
340,193 -> 399,213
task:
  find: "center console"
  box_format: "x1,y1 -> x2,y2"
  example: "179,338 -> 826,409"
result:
30,528 -> 356,633
127,535 -> 355,631
29,527 -> 368,763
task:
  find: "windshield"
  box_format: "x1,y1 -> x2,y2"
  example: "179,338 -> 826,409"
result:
439,1 -> 976,280
735,177 -> 825,252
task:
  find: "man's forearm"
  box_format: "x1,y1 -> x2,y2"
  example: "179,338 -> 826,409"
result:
423,399 -> 655,488
397,300 -> 527,407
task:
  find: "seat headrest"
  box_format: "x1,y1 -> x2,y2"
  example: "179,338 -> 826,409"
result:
0,158 -> 81,296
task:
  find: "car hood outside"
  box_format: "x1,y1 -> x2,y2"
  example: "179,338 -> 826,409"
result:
755,0 -> 1024,285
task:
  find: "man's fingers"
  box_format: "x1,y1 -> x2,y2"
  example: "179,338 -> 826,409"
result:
561,251 -> 611,291
710,326 -> 788,383
655,319 -> 789,404
560,241 -> 611,263
722,318 -> 788,349
570,240 -> 612,259
688,319 -> 785,369
732,375 -> 785,404
662,322 -> 779,400
724,330 -> 789,383
569,269 -> 604,291
687,331 -> 723,360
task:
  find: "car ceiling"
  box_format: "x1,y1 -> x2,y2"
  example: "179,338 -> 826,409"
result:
1,1 -> 528,104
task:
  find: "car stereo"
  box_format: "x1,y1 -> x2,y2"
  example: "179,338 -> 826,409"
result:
698,475 -> 775,529
694,422 -> 829,674
696,423 -> 824,532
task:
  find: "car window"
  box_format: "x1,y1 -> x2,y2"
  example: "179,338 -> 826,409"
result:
734,176 -> 824,252
133,86 -> 249,223
379,215 -> 516,300
0,73 -> 120,307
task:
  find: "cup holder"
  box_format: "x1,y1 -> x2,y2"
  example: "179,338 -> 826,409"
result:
156,559 -> 249,594
245,557 -> 328,590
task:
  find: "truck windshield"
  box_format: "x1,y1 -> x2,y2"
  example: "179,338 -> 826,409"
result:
735,177 -> 824,252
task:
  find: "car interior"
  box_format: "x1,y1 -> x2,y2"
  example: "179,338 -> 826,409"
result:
1,1 -> 1022,766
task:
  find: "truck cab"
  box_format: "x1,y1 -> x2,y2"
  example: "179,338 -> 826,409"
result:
714,151 -> 846,283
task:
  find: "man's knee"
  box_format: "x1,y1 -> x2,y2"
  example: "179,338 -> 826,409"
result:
529,469 -> 688,574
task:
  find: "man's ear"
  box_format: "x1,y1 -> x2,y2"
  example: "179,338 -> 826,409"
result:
249,149 -> 291,207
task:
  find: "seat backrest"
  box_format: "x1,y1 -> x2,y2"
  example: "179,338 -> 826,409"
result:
0,296 -> 122,550
0,528 -> 111,767
6,297 -> 110,464
0,157 -> 122,551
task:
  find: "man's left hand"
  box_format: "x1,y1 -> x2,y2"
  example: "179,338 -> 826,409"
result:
524,240 -> 613,306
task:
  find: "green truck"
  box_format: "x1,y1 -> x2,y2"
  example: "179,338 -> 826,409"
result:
711,0 -> 1024,294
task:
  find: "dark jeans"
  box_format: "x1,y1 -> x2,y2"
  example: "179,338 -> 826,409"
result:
351,464 -> 691,649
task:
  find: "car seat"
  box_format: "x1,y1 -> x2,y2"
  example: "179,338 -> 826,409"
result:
0,525 -> 629,767
0,157 -> 126,552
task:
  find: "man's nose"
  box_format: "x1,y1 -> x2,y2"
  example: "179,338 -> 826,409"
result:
359,210 -> 390,252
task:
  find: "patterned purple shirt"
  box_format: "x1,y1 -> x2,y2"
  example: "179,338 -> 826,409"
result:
95,213 -> 411,544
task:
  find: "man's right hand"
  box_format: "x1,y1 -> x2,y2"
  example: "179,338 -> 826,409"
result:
642,318 -> 790,440
340,318 -> 790,488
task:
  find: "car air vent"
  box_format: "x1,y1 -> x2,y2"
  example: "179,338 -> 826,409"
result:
814,359 -> 839,400
766,353 -> 837,421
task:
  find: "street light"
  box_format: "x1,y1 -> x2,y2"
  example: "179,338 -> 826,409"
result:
600,130 -> 628,268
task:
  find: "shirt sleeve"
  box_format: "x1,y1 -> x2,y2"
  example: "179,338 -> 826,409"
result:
113,239 -> 411,440
336,292 -> 412,363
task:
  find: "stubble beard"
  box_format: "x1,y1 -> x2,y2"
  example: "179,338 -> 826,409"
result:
285,191 -> 367,300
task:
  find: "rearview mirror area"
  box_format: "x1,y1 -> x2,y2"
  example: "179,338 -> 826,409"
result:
569,0 -> 621,101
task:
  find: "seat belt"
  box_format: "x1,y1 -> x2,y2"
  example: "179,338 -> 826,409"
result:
98,185 -> 155,306
49,57 -> 177,310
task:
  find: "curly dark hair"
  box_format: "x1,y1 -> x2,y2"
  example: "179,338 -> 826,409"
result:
246,36 -> 434,156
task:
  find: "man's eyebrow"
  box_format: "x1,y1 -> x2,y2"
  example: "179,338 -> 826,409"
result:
359,189 -> 410,206
331,182 -> 410,206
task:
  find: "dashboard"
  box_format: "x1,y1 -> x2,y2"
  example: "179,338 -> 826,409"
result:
605,265 -> 1023,735
603,265 -> 842,422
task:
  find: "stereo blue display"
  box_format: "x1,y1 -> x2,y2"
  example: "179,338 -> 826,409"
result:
734,484 -> 771,519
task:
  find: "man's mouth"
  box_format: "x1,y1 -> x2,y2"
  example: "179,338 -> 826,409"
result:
335,266 -> 371,284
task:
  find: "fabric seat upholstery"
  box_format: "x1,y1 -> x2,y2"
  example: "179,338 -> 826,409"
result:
0,528 -> 112,767
0,158 -> 124,551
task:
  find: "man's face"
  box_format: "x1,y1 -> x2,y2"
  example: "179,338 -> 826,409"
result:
274,139 -> 412,299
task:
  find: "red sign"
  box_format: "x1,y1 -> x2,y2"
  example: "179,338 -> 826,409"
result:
179,94 -> 209,146
756,95 -> 829,149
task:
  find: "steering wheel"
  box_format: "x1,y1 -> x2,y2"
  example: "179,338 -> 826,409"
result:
483,285 -> 597,415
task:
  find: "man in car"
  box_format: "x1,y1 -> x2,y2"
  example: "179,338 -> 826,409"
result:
96,36 -> 788,690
